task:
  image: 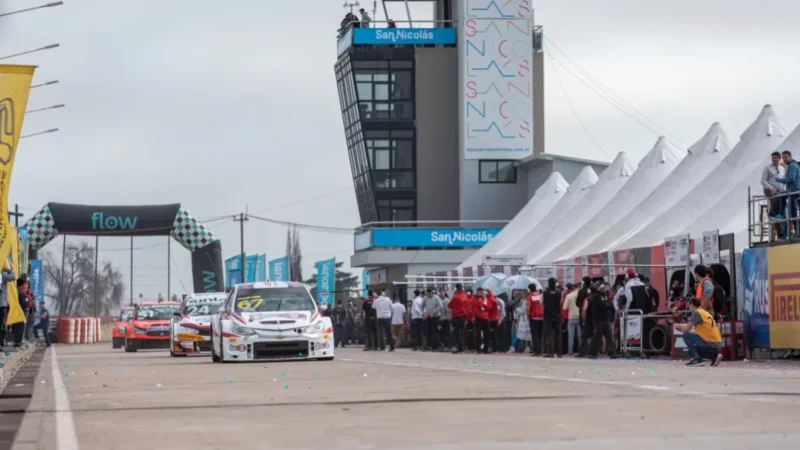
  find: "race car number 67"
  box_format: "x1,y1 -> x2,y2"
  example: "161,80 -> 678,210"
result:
237,298 -> 263,310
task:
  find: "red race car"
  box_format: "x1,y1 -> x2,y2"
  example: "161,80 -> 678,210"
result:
112,306 -> 134,349
124,301 -> 180,352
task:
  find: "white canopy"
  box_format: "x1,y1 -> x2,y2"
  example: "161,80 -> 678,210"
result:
457,172 -> 569,269
548,137 -> 684,262
525,152 -> 636,264
577,123 -> 731,255
501,166 -> 599,263
682,121 -> 800,248
615,105 -> 788,250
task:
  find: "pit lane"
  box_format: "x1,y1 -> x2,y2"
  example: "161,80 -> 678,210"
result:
6,344 -> 800,450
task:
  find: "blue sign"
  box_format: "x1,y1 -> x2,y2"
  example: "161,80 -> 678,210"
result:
269,256 -> 290,282
245,255 -> 258,283
256,254 -> 267,282
228,269 -> 242,286
742,247 -> 770,348
29,259 -> 45,303
315,258 -> 336,306
353,28 -> 456,45
371,228 -> 500,248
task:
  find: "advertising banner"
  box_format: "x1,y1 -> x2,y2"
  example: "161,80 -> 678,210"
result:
353,28 -> 456,45
245,254 -> 258,283
459,1 -> 534,160
268,256 -> 290,282
315,258 -> 336,306
29,258 -> 45,302
256,254 -> 267,282
742,248 -> 769,348
371,228 -> 500,248
0,65 -> 35,264
702,229 -> 720,264
587,254 -> 604,279
768,246 -> 800,349
664,234 -> 690,267
613,249 -> 633,276
5,227 -> 24,325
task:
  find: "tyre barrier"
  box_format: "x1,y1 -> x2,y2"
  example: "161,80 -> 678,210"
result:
55,317 -> 103,344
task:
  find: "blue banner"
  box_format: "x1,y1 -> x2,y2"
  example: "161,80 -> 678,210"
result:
370,228 -> 500,248
225,255 -> 239,288
256,254 -> 267,282
245,254 -> 258,283
362,269 -> 369,298
315,258 -> 336,306
353,28 -> 456,45
29,259 -> 45,303
228,269 -> 242,286
269,256 -> 290,282
742,247 -> 769,348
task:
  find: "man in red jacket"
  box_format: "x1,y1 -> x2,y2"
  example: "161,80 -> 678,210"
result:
527,283 -> 544,355
473,288 -> 490,354
465,289 -> 476,352
448,283 -> 468,353
486,289 -> 499,353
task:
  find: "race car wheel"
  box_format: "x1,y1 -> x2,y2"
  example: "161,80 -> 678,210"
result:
112,337 -> 122,349
219,337 -> 231,364
317,357 -> 334,361
124,339 -> 137,353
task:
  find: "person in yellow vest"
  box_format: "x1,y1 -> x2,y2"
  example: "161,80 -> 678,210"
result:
676,297 -> 723,367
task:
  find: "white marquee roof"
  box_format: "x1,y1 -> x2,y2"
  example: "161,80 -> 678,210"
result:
547,136 -> 684,262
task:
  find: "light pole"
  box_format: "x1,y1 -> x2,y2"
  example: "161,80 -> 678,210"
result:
26,104 -> 65,114
20,128 -> 59,139
0,2 -> 64,19
0,43 -> 60,61
31,80 -> 59,89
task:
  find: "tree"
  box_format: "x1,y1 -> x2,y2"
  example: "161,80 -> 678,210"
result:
305,262 -> 360,304
285,224 -> 304,282
42,242 -> 126,316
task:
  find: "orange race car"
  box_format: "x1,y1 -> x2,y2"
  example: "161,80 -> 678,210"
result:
124,301 -> 181,352
112,306 -> 134,349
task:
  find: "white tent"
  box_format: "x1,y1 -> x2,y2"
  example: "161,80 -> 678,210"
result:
457,172 -> 569,269
502,166 -> 599,262
544,137 -> 684,262
683,122 -> 800,248
616,105 -> 788,250
577,123 -> 731,255
525,152 -> 636,264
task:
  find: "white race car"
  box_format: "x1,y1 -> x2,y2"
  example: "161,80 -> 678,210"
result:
170,292 -> 227,357
210,282 -> 334,362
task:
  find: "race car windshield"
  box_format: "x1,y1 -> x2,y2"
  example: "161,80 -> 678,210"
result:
120,310 -> 133,321
184,302 -> 223,316
136,304 -> 179,320
234,288 -> 315,313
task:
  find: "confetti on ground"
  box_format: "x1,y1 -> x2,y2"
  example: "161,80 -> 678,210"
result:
40,380 -> 46,384
311,373 -> 316,379
280,373 -> 286,378
597,370 -> 603,375
223,376 -> 228,381
273,378 -> 277,382
284,384 -> 289,389
363,373 -> 368,377
157,384 -> 162,388
145,391 -> 152,395
631,372 -> 636,375
64,373 -> 69,378
650,369 -> 656,375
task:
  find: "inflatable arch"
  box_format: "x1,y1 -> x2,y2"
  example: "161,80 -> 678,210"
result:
22,203 -> 224,293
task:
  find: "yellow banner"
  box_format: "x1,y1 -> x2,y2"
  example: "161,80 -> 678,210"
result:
0,64 -> 36,267
767,245 -> 800,349
5,226 -> 25,325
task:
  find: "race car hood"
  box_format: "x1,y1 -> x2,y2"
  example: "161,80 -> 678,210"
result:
131,319 -> 171,329
178,315 -> 214,329
233,311 -> 317,331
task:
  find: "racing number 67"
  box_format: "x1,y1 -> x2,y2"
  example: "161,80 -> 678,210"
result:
237,298 -> 263,310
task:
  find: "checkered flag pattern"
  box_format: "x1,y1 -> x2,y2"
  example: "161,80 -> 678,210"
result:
24,204 -> 59,250
171,206 -> 217,251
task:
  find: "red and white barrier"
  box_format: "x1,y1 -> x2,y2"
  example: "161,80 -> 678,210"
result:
56,317 -> 102,344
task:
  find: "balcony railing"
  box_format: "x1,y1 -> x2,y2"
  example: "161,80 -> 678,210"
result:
747,186 -> 800,247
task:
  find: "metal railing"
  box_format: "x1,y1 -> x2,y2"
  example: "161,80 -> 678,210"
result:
747,186 -> 800,247
355,220 -> 509,233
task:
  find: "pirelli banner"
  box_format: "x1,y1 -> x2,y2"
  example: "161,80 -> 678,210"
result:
767,245 -> 800,349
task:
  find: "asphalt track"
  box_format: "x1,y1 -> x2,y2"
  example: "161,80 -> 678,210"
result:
7,343 -> 800,449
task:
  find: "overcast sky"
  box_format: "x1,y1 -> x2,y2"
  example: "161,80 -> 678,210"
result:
1,0 -> 799,304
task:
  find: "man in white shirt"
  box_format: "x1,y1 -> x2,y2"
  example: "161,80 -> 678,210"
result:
762,151 -> 787,237
410,290 -> 425,350
614,269 -> 645,313
391,296 -> 406,347
372,291 -> 395,351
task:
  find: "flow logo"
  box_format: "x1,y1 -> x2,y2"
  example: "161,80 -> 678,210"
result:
202,270 -> 217,292
91,212 -> 138,230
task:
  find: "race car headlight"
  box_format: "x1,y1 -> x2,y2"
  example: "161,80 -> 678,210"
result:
305,321 -> 325,334
177,326 -> 199,334
117,325 -> 125,332
231,324 -> 256,336
133,327 -> 146,334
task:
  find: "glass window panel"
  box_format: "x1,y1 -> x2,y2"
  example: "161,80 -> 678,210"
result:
393,141 -> 413,169
480,161 -> 497,183
391,71 -> 412,100
374,139 -> 390,149
392,199 -> 415,207
377,199 -> 391,207
373,73 -> 389,82
392,102 -> 413,119
359,102 -> 373,119
373,103 -> 390,119
355,73 -> 373,82
356,82 -> 373,100
373,149 -> 390,170
390,61 -> 413,69
391,130 -> 414,138
394,209 -> 414,222
497,161 -> 516,183
378,208 -> 391,222
392,171 -> 415,188
372,171 -> 391,189
354,61 -> 388,69
374,83 -> 390,101
365,131 -> 390,139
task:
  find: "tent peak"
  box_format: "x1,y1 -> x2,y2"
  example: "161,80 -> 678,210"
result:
741,104 -> 787,142
599,152 -> 636,181
567,166 -> 599,193
535,172 -> 569,196
638,137 -> 683,168
687,122 -> 731,156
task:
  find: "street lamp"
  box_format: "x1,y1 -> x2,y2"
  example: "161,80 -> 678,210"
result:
20,128 -> 59,139
31,80 -> 59,89
26,104 -> 65,114
0,43 -> 60,61
0,2 -> 64,19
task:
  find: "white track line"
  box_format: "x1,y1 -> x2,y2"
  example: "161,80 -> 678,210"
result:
50,347 -> 79,450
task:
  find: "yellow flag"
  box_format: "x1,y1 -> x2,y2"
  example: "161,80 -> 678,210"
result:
0,64 -> 36,268
6,226 -> 25,326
